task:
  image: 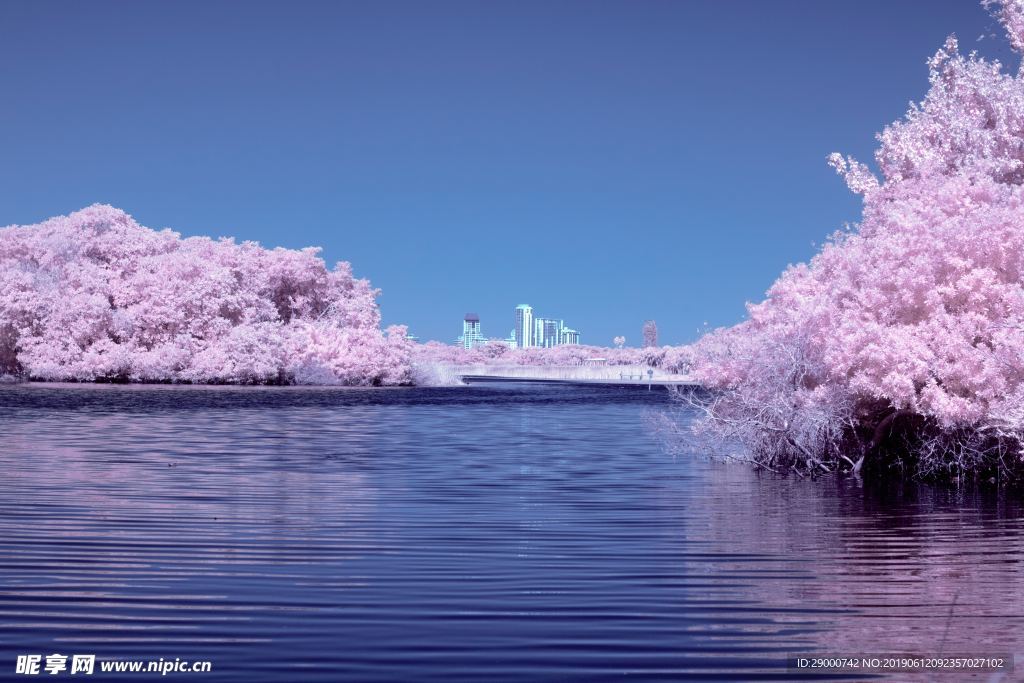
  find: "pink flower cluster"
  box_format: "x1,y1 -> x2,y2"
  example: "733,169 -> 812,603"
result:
413,341 -> 692,374
690,1 -> 1024,478
0,205 -> 412,385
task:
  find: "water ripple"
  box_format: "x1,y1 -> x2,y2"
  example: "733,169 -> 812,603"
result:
1,383 -> 1022,681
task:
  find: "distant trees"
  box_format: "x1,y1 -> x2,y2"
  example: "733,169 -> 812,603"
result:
413,340 -> 692,375
642,320 -> 658,347
0,205 -> 411,384
688,0 -> 1024,480
613,336 -> 626,349
0,206 -> 696,387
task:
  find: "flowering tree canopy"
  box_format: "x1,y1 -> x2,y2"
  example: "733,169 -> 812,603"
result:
642,320 -> 658,348
0,205 -> 412,385
690,1 -> 1024,479
413,340 -> 692,375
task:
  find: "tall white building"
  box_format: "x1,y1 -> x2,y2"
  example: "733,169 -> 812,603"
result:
458,313 -> 485,349
514,304 -> 534,349
534,317 -> 563,348
560,327 -> 580,345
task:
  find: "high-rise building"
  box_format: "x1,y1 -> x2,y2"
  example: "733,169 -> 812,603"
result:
514,304 -> 534,348
458,313 -> 486,349
560,327 -> 580,345
510,304 -> 579,348
534,317 -> 563,348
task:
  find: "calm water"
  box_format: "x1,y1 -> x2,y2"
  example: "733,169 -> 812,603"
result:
1,383 -> 1023,682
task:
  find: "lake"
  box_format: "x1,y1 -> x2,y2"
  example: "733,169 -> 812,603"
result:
1,383 -> 1021,681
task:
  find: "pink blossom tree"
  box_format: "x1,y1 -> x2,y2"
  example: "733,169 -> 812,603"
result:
0,205 -> 412,385
412,338 -> 691,374
689,1 -> 1024,479
642,320 -> 658,348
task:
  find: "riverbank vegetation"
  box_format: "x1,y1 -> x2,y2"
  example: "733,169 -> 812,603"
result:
0,205 -> 412,385
0,204 -> 687,387
0,206 -> 683,388
412,340 -> 691,374
685,0 -> 1024,482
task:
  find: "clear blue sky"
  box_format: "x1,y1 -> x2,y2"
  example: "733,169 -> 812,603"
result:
0,1 -> 1009,346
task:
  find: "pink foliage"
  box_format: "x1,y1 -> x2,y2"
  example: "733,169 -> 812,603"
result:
0,205 -> 412,385
691,2 -> 1024,479
413,340 -> 692,375
642,320 -> 658,348
987,0 -> 1024,56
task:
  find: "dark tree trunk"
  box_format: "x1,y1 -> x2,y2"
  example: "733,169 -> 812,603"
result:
852,408 -> 915,475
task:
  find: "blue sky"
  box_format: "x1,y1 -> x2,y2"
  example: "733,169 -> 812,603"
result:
0,1 -> 1009,346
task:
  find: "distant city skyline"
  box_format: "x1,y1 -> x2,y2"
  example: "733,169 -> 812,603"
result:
445,308 -> 666,349
455,304 -> 581,348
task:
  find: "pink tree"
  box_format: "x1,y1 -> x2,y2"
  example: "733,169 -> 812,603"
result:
411,338 -> 689,372
689,1 -> 1024,479
642,320 -> 658,348
0,205 -> 412,385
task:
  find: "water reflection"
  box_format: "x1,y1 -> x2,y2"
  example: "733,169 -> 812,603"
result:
686,467 -> 1024,666
0,383 -> 1021,681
